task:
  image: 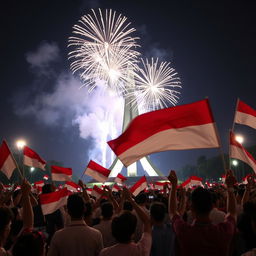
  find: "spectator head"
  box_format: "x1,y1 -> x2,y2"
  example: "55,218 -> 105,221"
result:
42,184 -> 53,194
123,201 -> 133,211
12,229 -> 45,256
0,207 -> 13,245
150,202 -> 166,223
191,187 -> 213,216
67,194 -> 85,219
101,202 -> 113,219
112,211 -> 137,243
135,192 -> 147,205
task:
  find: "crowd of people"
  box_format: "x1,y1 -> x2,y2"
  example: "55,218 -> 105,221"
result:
0,170 -> 256,256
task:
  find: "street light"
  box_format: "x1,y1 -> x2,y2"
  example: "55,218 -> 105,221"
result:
235,135 -> 244,144
30,167 -> 35,172
16,140 -> 26,150
232,160 -> 238,166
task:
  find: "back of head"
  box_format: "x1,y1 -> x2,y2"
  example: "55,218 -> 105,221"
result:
191,187 -> 213,215
12,230 -> 44,256
123,201 -> 133,211
101,202 -> 113,219
150,202 -> 166,223
42,184 -> 53,194
112,211 -> 137,243
67,194 -> 85,219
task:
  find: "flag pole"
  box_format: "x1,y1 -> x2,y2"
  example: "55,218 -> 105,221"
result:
232,98 -> 239,132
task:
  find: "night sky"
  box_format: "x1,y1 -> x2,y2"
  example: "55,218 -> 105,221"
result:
1,0 -> 256,179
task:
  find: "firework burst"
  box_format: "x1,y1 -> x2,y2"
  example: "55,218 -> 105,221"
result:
131,58 -> 182,112
68,9 -> 140,94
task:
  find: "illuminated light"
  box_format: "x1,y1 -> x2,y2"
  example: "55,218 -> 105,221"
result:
30,167 -> 35,172
232,160 -> 238,166
16,140 -> 26,150
235,135 -> 244,144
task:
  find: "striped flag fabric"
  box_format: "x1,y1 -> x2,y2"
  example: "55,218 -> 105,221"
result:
84,160 -> 110,183
86,188 -> 92,195
190,176 -> 203,186
234,100 -> 256,129
112,184 -> 121,192
51,166 -> 72,181
230,131 -> 256,174
108,99 -> 220,167
23,146 -> 46,170
181,178 -> 191,190
154,181 -> 170,190
130,176 -> 148,196
114,173 -> 127,184
34,180 -> 44,192
91,185 -> 104,199
40,188 -> 69,215
0,140 -> 18,179
65,181 -> 81,193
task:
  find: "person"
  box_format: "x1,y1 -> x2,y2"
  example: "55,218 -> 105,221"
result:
209,191 -> 226,225
48,193 -> 103,256
168,170 -> 237,256
0,207 -> 12,256
150,202 -> 175,256
94,202 -> 116,247
99,187 -> 152,256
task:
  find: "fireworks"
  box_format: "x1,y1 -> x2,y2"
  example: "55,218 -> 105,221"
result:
131,58 -> 181,111
68,9 -> 140,94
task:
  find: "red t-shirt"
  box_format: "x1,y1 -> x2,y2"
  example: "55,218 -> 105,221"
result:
172,214 -> 236,256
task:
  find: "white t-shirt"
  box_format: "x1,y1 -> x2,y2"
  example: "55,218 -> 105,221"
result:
99,232 -> 152,256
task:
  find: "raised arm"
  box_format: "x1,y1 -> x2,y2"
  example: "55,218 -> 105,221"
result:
21,179 -> 34,229
225,170 -> 237,220
123,187 -> 151,234
168,170 -> 178,219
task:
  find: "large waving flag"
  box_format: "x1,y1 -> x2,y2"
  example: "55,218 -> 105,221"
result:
40,188 -> 69,215
0,140 -> 18,179
51,166 -> 72,181
234,100 -> 256,129
84,160 -> 110,182
230,131 -> 256,174
108,99 -> 220,167
130,176 -> 148,196
23,146 -> 46,170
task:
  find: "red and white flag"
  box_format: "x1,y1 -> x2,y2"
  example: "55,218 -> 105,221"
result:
91,185 -> 104,199
108,99 -> 220,167
181,178 -> 191,190
40,188 -> 69,215
230,131 -> 256,174
221,174 -> 226,183
65,181 -> 81,193
33,180 -> 44,193
86,188 -> 92,195
114,173 -> 127,184
23,146 -> 46,170
51,166 -> 72,181
234,100 -> 256,130
154,181 -> 169,190
112,184 -> 121,192
84,160 -> 110,183
130,176 -> 148,196
190,176 -> 203,186
0,140 -> 18,179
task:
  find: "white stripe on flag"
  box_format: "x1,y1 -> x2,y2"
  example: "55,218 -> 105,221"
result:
1,155 -> 16,179
85,168 -> 108,182
52,173 -> 72,182
41,196 -> 68,215
235,111 -> 256,130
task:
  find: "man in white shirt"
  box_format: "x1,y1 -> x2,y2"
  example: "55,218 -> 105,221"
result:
48,194 -> 103,256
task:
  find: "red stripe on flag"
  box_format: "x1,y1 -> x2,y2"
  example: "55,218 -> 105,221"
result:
0,141 -> 11,167
108,99 -> 216,156
190,176 -> 203,182
237,100 -> 256,117
51,166 -> 72,175
87,160 -> 111,177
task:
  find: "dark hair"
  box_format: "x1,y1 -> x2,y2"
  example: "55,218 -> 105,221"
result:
135,192 -> 147,205
123,201 -> 133,211
150,202 -> 166,222
0,207 -> 13,233
67,194 -> 85,219
84,202 -> 93,218
101,202 -> 113,219
42,184 -> 53,194
12,229 -> 44,256
191,187 -> 213,215
112,211 -> 137,243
